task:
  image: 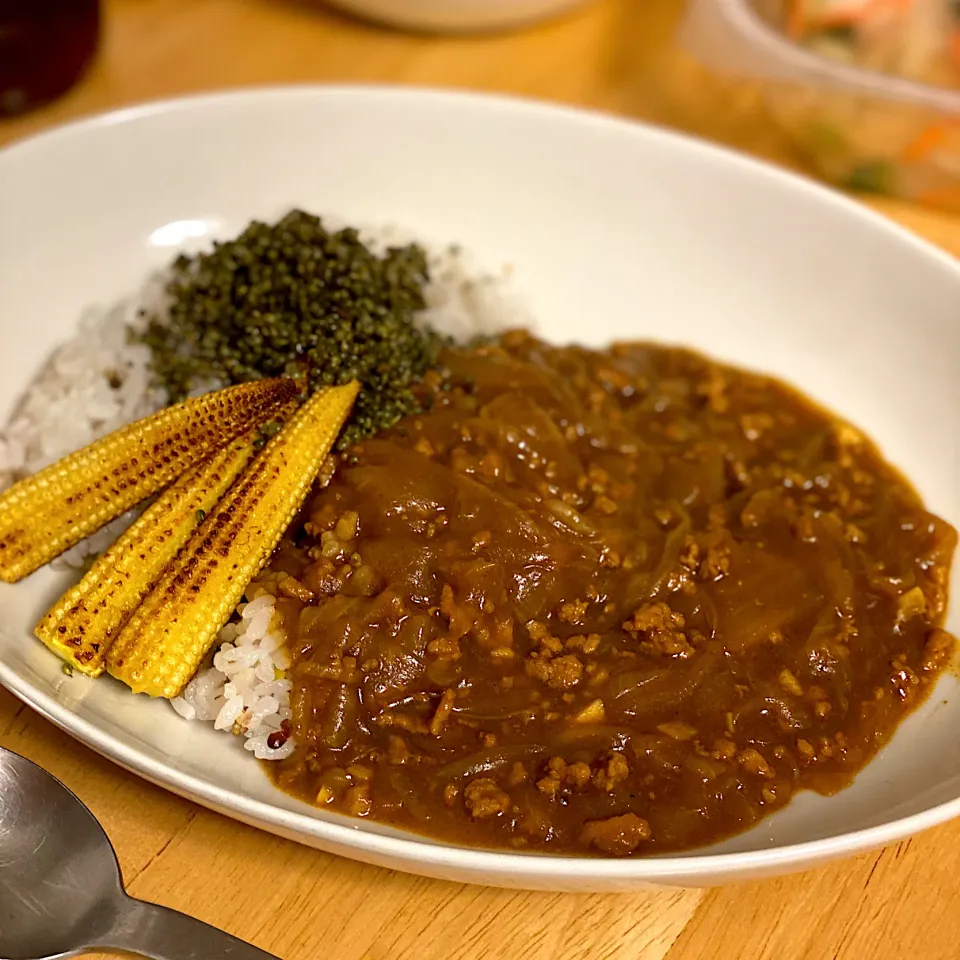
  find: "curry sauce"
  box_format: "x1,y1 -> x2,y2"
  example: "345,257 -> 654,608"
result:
263,331 -> 956,855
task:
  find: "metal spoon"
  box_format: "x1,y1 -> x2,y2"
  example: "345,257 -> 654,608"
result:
0,745 -> 281,960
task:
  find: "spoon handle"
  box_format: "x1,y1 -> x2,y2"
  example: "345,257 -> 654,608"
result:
98,894 -> 282,960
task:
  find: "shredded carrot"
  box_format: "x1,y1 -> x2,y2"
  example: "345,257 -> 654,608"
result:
950,28 -> 960,71
787,0 -> 809,39
902,124 -> 947,164
915,184 -> 960,209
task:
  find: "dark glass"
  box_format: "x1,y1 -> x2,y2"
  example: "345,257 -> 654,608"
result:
0,0 -> 101,116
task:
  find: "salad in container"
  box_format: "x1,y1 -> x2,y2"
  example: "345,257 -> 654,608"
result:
680,0 -> 960,211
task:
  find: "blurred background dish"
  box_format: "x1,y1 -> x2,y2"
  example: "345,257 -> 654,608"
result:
321,0 -> 591,33
752,0 -> 960,89
680,0 -> 960,212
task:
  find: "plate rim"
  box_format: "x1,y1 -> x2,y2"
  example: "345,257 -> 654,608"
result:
2,82 -> 960,884
3,82 -> 958,279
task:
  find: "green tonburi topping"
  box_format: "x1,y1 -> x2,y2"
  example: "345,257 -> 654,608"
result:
135,210 -> 449,448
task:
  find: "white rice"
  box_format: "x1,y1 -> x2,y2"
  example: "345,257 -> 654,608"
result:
0,275 -> 168,490
172,589 -> 297,761
2,230 -> 526,757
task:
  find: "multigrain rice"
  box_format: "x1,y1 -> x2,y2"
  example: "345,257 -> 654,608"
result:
1,232 -> 525,756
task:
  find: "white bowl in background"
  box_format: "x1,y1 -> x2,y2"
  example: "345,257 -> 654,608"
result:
0,86 -> 959,890
323,0 -> 590,32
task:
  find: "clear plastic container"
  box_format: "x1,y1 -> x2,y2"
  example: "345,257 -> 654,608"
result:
679,0 -> 960,211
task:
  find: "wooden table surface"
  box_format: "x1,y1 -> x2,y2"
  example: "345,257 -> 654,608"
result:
3,2 -> 960,958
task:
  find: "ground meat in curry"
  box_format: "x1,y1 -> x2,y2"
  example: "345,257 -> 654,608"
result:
261,330 -> 957,855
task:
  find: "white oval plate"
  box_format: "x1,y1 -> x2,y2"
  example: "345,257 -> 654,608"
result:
1,87 -> 959,891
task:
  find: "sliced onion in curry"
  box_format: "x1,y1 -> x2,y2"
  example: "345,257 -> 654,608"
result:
261,332 -> 957,857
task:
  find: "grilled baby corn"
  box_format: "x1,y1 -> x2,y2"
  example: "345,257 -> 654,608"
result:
0,377 -> 299,582
35,430 -> 269,677
106,381 -> 360,698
